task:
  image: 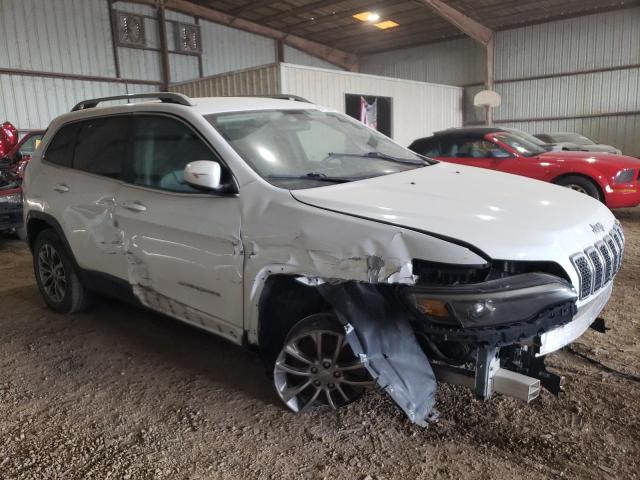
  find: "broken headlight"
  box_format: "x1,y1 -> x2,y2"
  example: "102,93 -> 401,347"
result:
406,273 -> 577,328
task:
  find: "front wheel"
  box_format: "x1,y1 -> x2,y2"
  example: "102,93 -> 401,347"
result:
554,175 -> 602,201
33,229 -> 92,313
273,313 -> 375,413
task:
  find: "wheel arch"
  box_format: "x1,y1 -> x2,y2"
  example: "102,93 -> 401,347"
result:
551,172 -> 606,202
26,212 -> 77,265
256,274 -> 329,369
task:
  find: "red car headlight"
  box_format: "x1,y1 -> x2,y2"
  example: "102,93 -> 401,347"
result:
614,168 -> 636,184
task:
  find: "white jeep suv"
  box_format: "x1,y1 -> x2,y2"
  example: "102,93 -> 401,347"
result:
24,93 -> 624,426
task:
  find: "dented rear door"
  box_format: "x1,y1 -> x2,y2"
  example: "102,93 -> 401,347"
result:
114,114 -> 244,342
46,115 -> 130,280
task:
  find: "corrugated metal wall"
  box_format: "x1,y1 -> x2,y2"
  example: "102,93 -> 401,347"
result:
169,64 -> 279,97
165,10 -> 200,83
491,7 -> 640,156
495,8 -> 640,80
0,74 -> 155,130
280,64 -> 463,146
113,1 -> 163,82
0,0 -> 116,76
359,38 -> 485,87
360,7 -> 640,156
0,0 -> 160,130
200,21 -> 276,76
283,46 -> 344,71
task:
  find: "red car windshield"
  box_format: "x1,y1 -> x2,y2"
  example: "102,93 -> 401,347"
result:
493,132 -> 546,157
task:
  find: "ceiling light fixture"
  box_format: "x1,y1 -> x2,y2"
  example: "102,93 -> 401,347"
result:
353,11 -> 381,22
374,20 -> 399,29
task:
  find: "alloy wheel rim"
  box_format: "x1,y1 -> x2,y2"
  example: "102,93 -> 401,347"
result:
38,243 -> 67,303
566,184 -> 588,195
274,328 -> 375,413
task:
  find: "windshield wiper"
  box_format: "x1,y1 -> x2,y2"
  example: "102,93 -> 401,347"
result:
328,151 -> 429,165
268,172 -> 355,183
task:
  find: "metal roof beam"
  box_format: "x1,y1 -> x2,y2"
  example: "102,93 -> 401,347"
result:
414,0 -> 493,46
414,0 -> 495,125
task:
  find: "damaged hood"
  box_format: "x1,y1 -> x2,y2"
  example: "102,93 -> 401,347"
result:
291,162 -> 615,261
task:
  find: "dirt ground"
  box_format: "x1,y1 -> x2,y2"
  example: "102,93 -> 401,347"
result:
0,210 -> 638,480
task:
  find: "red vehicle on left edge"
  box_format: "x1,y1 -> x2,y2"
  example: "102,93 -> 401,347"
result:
0,126 -> 45,239
409,127 -> 640,209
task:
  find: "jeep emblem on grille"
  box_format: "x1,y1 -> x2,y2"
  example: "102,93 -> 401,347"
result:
590,222 -> 605,234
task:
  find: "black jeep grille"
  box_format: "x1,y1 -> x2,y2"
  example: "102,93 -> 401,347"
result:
571,224 -> 624,300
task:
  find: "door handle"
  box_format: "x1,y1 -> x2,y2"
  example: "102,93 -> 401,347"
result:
121,201 -> 147,213
54,184 -> 69,193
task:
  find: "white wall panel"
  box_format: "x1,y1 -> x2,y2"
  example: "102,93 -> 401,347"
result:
0,0 -> 116,77
280,64 -> 462,146
360,38 -> 485,87
200,20 -> 275,76
283,45 -> 344,71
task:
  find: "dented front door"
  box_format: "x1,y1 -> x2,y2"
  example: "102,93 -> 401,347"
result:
115,186 -> 244,341
113,114 -> 244,342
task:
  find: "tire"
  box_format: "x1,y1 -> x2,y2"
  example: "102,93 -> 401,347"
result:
273,312 -> 374,413
554,175 -> 602,201
33,229 -> 92,313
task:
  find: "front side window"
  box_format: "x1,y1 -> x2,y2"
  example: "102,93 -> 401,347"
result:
73,116 -> 129,179
129,115 -> 218,193
443,139 -> 501,158
207,109 -> 428,189
44,124 -> 77,167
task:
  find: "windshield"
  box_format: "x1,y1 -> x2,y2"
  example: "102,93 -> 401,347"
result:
549,133 -> 594,145
503,128 -> 549,147
206,109 -> 428,189
19,133 -> 43,155
493,132 -> 547,157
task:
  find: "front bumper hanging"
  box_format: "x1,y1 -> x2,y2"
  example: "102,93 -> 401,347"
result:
319,273 -> 582,425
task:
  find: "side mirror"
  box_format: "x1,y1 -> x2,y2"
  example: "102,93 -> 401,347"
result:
489,149 -> 512,159
184,160 -> 222,191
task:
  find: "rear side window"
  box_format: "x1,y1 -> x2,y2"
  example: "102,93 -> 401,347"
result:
128,115 -> 217,193
73,116 -> 130,179
44,124 -> 77,167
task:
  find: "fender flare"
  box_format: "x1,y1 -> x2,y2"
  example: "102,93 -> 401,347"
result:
25,212 -> 79,268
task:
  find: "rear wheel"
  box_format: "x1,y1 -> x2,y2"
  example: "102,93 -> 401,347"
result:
33,229 -> 92,313
273,313 -> 374,413
554,175 -> 601,201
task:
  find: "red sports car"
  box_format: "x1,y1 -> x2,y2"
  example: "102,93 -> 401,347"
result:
409,127 -> 640,209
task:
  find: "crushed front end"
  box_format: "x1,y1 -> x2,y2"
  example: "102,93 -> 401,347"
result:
319,222 -> 624,426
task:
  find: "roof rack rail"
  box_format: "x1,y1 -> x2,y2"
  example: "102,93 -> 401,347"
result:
71,92 -> 193,112
227,94 -> 311,103
264,94 -> 311,103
